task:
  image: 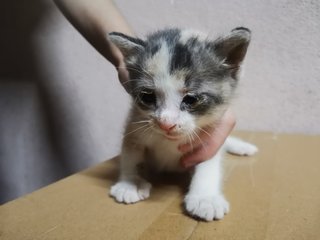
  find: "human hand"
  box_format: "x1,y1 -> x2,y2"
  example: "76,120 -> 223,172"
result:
179,109 -> 236,168
116,59 -> 130,89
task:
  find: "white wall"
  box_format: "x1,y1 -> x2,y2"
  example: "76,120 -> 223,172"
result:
116,0 -> 320,134
1,0 -> 319,203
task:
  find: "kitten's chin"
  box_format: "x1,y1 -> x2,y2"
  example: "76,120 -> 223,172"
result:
164,132 -> 191,141
164,134 -> 181,141
156,131 -> 183,141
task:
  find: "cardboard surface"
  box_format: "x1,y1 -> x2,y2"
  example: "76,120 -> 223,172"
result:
1,132 -> 320,240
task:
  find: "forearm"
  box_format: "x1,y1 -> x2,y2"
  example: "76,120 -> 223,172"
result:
54,0 -> 134,67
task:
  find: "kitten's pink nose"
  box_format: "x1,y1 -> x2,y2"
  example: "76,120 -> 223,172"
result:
158,122 -> 176,132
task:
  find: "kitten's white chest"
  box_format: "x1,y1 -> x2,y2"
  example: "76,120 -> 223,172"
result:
145,136 -> 184,172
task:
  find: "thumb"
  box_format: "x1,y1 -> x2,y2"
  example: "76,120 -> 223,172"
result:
117,62 -> 130,92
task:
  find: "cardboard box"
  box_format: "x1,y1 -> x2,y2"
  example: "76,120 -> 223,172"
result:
1,132 -> 319,239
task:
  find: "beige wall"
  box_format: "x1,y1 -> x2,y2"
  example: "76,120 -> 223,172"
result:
1,0 -> 319,203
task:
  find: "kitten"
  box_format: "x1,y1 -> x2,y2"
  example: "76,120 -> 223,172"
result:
108,28 -> 258,221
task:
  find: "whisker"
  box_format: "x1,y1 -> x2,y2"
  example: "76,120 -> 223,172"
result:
189,131 -> 195,142
131,120 -> 152,125
140,122 -> 156,142
192,129 -> 207,152
192,130 -> 203,144
141,125 -> 153,135
186,133 -> 194,151
197,127 -> 212,138
124,124 -> 149,138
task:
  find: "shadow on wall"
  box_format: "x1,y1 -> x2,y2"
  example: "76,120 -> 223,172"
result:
0,0 -> 97,203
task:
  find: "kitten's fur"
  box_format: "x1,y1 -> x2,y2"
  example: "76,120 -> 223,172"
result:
108,28 -> 257,221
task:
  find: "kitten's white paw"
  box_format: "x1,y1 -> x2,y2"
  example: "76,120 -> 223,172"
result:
233,142 -> 258,156
110,179 -> 152,204
184,194 -> 230,221
226,138 -> 258,156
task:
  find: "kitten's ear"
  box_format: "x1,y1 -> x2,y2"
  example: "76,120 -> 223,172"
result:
213,27 -> 251,70
108,32 -> 146,57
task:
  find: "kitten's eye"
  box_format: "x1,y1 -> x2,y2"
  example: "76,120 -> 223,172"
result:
139,89 -> 156,106
182,94 -> 200,108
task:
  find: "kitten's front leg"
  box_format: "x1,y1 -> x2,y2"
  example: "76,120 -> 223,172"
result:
110,144 -> 151,204
184,149 -> 229,221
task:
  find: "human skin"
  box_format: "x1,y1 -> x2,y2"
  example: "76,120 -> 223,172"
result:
54,0 -> 236,168
179,109 -> 236,168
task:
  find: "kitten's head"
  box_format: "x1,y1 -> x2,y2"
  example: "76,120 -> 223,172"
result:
109,28 -> 251,140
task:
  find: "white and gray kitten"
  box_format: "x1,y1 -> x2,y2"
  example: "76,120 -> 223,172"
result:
108,28 -> 257,221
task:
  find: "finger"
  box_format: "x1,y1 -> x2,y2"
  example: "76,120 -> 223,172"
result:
180,146 -> 210,168
117,62 -> 129,84
178,126 -> 213,153
180,109 -> 236,168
